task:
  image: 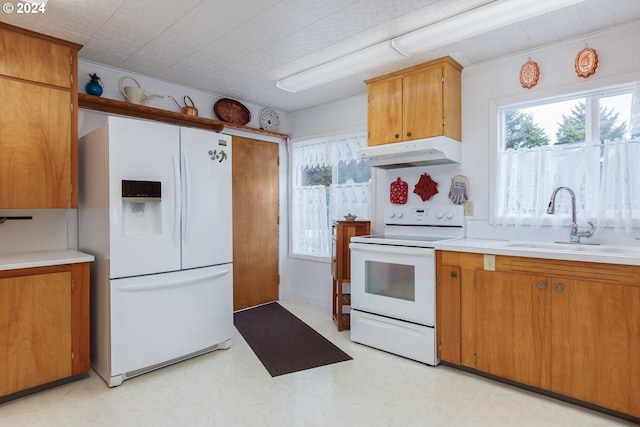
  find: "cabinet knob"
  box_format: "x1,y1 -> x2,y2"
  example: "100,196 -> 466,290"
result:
537,281 -> 546,289
555,283 -> 565,292
394,133 -> 400,139
406,132 -> 412,137
451,271 -> 457,278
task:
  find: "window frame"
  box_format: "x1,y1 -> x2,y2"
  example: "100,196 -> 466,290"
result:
489,81 -> 637,226
288,130 -> 371,261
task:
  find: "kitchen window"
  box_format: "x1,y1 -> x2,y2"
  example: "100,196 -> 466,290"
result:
494,82 -> 640,232
291,132 -> 371,258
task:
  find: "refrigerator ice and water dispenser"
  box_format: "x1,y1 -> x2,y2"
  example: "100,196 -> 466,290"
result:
121,179 -> 162,235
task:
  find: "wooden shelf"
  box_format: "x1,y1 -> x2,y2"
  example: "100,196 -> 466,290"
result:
78,93 -> 289,138
331,220 -> 370,331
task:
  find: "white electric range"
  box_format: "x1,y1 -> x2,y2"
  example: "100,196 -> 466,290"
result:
349,205 -> 465,365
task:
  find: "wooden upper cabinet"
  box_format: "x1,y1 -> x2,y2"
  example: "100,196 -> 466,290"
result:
0,79 -> 72,208
0,26 -> 73,88
366,56 -> 462,146
0,23 -> 80,208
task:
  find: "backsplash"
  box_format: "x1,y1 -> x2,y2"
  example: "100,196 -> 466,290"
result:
0,209 -> 77,255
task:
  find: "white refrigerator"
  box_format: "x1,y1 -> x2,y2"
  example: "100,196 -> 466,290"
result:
79,116 -> 233,387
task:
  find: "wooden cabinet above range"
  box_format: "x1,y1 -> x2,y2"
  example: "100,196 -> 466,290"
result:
366,56 -> 462,146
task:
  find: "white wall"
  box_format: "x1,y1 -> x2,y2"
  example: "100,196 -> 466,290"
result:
78,60 -> 289,134
462,21 -> 640,245
285,22 -> 640,308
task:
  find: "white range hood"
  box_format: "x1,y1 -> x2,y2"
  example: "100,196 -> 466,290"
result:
358,136 -> 461,169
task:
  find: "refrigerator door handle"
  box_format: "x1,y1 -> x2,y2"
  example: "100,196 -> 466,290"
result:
172,153 -> 181,247
183,150 -> 192,245
117,269 -> 231,292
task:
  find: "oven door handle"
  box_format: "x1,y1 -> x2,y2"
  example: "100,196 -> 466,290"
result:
349,243 -> 434,256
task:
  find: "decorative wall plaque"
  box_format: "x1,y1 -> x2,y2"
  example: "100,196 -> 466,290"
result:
519,60 -> 540,89
574,47 -> 599,78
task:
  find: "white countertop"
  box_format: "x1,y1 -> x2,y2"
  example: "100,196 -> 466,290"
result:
0,250 -> 95,271
435,238 -> 640,266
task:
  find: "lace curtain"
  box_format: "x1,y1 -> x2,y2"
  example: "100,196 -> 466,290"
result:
291,132 -> 370,257
495,138 -> 640,231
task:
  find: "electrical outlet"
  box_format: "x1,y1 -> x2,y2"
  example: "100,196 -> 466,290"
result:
464,201 -> 474,216
484,254 -> 496,271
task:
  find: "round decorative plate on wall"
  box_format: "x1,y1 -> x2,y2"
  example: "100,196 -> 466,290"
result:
519,60 -> 540,89
260,108 -> 280,132
574,47 -> 599,78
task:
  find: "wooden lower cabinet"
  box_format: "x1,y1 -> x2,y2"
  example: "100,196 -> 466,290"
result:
475,270 -> 552,390
0,263 -> 90,399
550,277 -> 640,417
437,251 -> 640,420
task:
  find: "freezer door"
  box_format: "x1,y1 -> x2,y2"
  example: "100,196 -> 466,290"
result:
108,117 -> 181,277
180,129 -> 232,268
109,265 -> 233,377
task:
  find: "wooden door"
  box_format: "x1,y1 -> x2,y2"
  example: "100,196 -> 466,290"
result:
436,259 -> 461,364
0,271 -> 72,396
0,79 -> 71,208
403,65 -> 443,141
367,77 -> 403,145
475,270 -> 551,389
232,136 -> 279,310
0,25 -> 73,88
551,278 -> 640,418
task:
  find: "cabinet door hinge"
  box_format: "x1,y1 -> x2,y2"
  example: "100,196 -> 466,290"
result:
277,156 -> 280,166
442,75 -> 445,84
70,183 -> 74,194
473,352 -> 477,364
442,118 -> 446,127
473,275 -> 477,288
70,103 -> 74,112
71,349 -> 75,360
69,54 -> 73,65
437,273 -> 441,283
71,278 -> 75,292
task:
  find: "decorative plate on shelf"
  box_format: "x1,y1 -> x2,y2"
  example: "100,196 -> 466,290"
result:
214,98 -> 251,125
260,108 -> 280,132
519,60 -> 540,89
574,47 -> 599,78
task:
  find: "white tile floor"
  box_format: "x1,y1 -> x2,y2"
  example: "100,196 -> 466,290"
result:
0,300 -> 635,427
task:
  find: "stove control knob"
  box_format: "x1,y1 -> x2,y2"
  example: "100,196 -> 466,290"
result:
396,212 -> 404,218
388,212 -> 395,218
446,211 -> 454,219
436,211 -> 444,219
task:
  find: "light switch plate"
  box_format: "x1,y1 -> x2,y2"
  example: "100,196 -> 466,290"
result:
484,254 -> 496,271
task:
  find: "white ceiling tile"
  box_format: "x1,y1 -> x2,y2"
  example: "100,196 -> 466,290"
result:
4,0 -> 640,112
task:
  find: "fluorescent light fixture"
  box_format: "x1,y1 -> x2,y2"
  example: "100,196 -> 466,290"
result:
276,41 -> 407,93
276,0 -> 586,93
391,0 -> 585,56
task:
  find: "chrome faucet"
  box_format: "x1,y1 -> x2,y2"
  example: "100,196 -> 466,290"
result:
546,186 -> 594,243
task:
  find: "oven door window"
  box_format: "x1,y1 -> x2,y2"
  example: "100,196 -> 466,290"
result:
365,261 -> 414,301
